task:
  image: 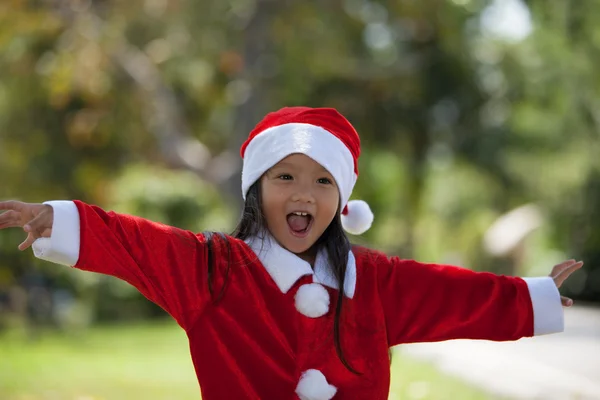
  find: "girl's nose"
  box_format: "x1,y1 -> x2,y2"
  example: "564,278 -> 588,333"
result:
291,187 -> 315,204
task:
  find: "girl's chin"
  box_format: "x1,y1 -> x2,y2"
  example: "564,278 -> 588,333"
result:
282,240 -> 316,255
276,234 -> 317,255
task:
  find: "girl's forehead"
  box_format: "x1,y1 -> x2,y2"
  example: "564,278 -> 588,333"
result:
273,153 -> 329,173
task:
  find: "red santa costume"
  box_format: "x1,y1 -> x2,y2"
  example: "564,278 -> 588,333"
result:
32,107 -> 563,400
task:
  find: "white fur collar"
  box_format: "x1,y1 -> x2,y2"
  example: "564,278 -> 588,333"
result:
245,235 -> 356,298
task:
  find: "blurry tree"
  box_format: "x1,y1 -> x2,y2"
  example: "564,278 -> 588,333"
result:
1,0 -> 599,330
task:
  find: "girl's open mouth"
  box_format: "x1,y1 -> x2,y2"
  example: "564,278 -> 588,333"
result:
287,212 -> 314,238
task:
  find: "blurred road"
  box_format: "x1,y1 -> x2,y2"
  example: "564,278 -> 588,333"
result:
400,304 -> 600,400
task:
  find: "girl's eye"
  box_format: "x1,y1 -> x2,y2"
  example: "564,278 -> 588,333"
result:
278,174 -> 293,180
318,177 -> 332,185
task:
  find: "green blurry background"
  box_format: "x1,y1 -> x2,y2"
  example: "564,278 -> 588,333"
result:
0,0 -> 598,399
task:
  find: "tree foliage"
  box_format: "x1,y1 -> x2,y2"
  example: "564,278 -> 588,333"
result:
1,0 -> 598,329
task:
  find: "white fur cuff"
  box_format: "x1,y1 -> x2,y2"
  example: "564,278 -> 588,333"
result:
522,277 -> 564,335
32,201 -> 80,266
295,369 -> 337,400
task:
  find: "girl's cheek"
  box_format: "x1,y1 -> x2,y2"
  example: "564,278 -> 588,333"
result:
318,194 -> 339,214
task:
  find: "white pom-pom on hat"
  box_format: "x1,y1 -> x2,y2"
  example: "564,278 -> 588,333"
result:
295,369 -> 337,400
295,283 -> 330,318
341,200 -> 374,235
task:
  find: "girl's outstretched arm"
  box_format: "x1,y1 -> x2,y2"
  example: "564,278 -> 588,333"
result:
0,200 -> 215,330
375,253 -> 582,347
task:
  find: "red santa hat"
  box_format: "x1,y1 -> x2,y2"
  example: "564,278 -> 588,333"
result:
240,106 -> 374,235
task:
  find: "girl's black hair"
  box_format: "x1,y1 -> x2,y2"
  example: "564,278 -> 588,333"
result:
205,181 -> 360,374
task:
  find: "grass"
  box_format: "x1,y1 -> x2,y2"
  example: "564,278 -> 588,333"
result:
0,320 -> 502,400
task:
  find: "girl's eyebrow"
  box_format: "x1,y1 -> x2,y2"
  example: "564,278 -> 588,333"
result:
270,161 -> 330,175
272,161 -> 295,169
266,164 -> 293,175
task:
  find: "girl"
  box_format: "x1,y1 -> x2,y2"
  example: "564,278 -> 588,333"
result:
0,107 -> 582,400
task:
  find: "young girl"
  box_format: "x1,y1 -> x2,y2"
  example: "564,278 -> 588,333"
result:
0,107 -> 582,400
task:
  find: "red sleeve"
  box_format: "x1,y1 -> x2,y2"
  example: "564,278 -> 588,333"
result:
73,200 -> 222,330
376,254 -> 534,346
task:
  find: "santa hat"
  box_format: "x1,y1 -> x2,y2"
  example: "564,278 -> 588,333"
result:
240,106 -> 374,235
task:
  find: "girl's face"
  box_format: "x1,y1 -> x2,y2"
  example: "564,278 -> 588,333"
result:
260,153 -> 340,262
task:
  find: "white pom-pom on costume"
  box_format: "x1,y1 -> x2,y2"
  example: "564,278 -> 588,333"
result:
295,283 -> 330,318
295,369 -> 337,400
341,200 -> 374,235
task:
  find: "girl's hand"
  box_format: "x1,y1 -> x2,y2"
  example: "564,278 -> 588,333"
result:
0,200 -> 54,251
550,259 -> 584,307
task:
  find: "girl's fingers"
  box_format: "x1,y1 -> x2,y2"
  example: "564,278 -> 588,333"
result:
551,260 -> 577,276
0,221 -> 23,229
0,210 -> 19,226
553,261 -> 584,288
18,232 -> 36,251
17,228 -> 50,251
550,259 -> 579,280
23,211 -> 51,235
0,200 -> 24,212
554,263 -> 583,287
561,296 -> 574,307
554,259 -> 576,270
16,213 -> 52,250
